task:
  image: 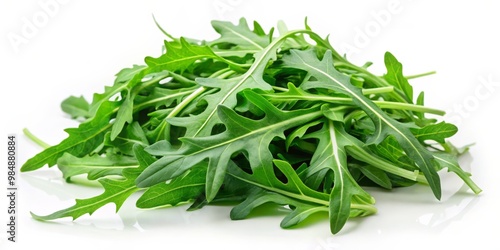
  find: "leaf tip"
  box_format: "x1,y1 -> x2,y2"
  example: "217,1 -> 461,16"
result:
30,211 -> 50,221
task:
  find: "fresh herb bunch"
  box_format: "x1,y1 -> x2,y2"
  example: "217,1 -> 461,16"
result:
21,18 -> 481,234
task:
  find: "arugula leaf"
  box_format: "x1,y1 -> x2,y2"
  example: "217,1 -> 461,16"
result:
229,188 -> 328,229
21,101 -> 119,172
228,160 -> 376,231
145,38 -> 224,73
114,64 -> 148,85
284,49 -> 442,200
136,162 -> 207,208
166,32 -> 289,137
61,96 -> 90,119
57,152 -> 138,180
357,164 -> 392,189
104,122 -> 149,156
383,52 -> 413,102
22,18 -> 481,235
210,18 -> 269,51
304,119 -> 375,233
31,145 -> 152,221
136,91 -> 322,201
433,152 -> 482,194
411,122 -> 458,144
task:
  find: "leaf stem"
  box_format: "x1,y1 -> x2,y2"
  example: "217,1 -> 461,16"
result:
405,71 -> 436,79
351,203 -> 377,215
362,86 -> 394,95
166,68 -> 235,119
23,128 -> 50,149
272,86 -> 289,92
346,146 -> 419,181
374,101 -> 445,116
264,93 -> 445,115
334,62 -> 410,104
168,87 -> 206,119
152,14 -> 176,40
272,85 -> 395,95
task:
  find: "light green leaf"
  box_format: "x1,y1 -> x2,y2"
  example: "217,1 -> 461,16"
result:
114,64 -> 147,84
21,101 -> 119,172
145,38 -> 222,73
57,152 -> 138,180
31,145 -> 152,221
357,165 -> 392,189
210,18 -> 269,51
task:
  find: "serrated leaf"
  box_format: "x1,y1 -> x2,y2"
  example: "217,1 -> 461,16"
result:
21,101 -> 119,172
145,38 -> 221,73
61,96 -> 90,119
167,35 -> 288,137
304,120 -> 374,233
411,122 -> 458,144
89,65 -> 155,117
31,145 -> 152,221
210,18 -> 269,51
371,136 -> 417,171
229,188 -> 328,229
110,71 -> 176,141
135,87 -> 194,110
433,152 -> 482,194
284,49 -> 441,200
228,160 -> 375,231
114,64 -> 147,84
136,91 -> 323,202
228,160 -> 329,218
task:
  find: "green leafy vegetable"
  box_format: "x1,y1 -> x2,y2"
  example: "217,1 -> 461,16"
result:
21,18 -> 481,234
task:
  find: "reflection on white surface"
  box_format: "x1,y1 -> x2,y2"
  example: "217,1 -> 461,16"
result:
417,187 -> 478,228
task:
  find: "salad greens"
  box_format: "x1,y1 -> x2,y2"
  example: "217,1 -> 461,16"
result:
21,18 -> 481,234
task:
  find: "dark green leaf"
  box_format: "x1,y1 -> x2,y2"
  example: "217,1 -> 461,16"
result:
358,165 -> 392,189
136,91 -> 322,202
284,49 -> 441,200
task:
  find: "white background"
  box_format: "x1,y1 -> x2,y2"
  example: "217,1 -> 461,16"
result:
1,0 -> 500,249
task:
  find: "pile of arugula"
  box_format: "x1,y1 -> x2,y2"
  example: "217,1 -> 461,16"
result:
21,18 -> 481,234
